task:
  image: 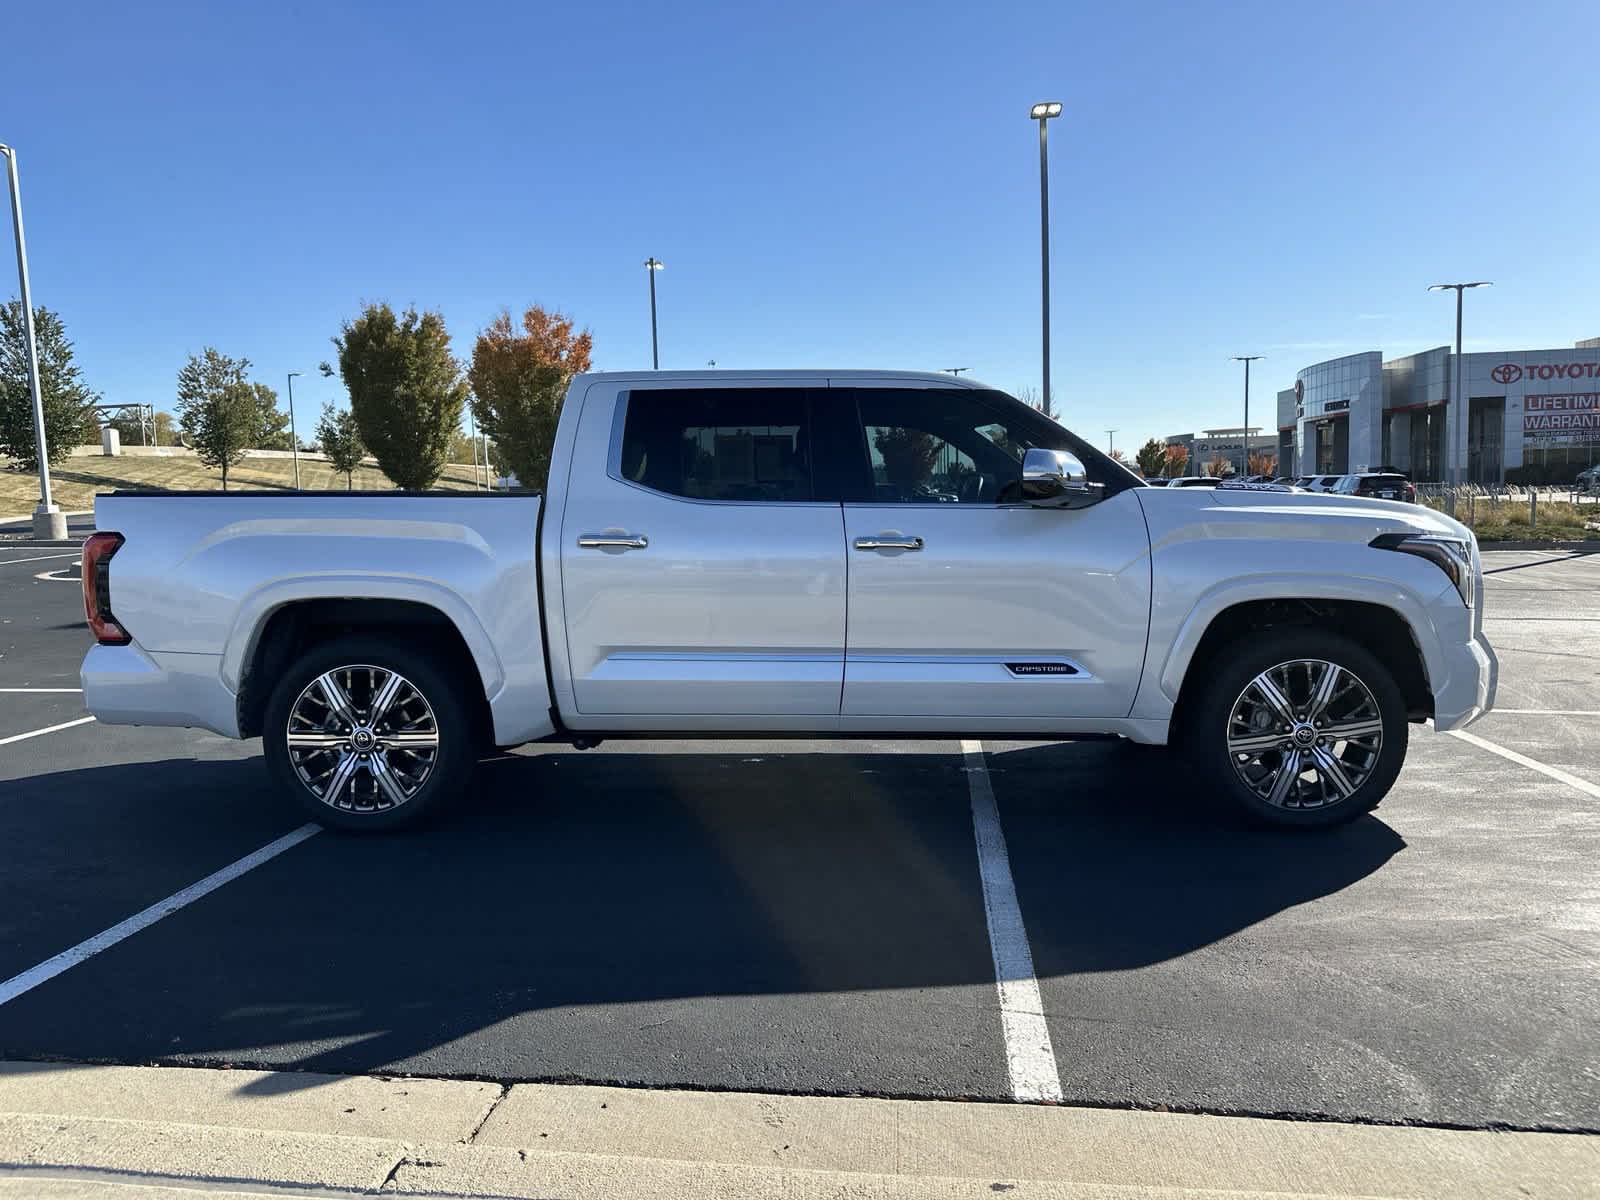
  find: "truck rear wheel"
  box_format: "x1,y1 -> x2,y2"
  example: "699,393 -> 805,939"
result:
1184,630 -> 1408,829
263,635 -> 477,832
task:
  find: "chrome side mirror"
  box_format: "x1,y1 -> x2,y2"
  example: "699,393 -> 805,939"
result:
1021,448 -> 1097,507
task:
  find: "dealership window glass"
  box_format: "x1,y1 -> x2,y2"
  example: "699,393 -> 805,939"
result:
847,389 -> 1081,504
618,389 -> 815,502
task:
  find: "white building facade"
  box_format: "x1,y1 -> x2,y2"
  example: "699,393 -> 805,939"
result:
1277,340 -> 1600,483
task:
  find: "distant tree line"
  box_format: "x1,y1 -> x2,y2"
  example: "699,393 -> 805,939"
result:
0,297 -> 596,495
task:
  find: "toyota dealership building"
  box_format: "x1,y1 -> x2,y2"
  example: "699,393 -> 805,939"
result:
1276,338 -> 1600,483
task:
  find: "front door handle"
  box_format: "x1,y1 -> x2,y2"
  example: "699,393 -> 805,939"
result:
854,535 -> 924,551
577,533 -> 649,550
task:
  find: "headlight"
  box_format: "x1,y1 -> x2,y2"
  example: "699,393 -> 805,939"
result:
1371,532 -> 1476,607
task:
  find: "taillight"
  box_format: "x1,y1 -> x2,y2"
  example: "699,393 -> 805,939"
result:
82,532 -> 130,645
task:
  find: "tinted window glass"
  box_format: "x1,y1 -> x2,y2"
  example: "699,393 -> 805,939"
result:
848,389 -> 1077,505
619,389 -> 814,502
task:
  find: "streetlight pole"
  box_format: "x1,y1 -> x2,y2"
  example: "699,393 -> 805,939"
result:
0,144 -> 65,540
1030,102 -> 1062,418
644,258 -> 664,369
286,372 -> 303,489
468,406 -> 483,490
1428,282 -> 1491,503
1231,355 -> 1264,477
1106,429 -> 1118,455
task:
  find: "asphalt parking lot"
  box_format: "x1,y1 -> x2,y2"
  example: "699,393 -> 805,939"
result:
1,527 -> 1596,1135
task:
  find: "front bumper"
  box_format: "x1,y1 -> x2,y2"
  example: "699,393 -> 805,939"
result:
1426,590 -> 1498,731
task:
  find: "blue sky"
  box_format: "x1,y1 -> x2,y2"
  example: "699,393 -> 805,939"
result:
4,0 -> 1597,452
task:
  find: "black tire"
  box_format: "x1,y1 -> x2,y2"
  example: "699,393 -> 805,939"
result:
263,634 -> 478,832
1181,629 -> 1408,829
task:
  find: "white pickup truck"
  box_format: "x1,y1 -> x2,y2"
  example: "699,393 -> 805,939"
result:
79,371 -> 1496,831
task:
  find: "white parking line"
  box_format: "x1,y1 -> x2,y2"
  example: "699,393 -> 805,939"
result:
0,688 -> 83,693
1486,708 -> 1600,717
0,824 -> 321,1007
1446,728 -> 1600,801
0,552 -> 81,566
962,739 -> 1064,1104
0,716 -> 96,746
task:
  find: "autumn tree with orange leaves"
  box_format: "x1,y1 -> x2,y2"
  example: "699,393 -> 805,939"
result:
468,306 -> 593,490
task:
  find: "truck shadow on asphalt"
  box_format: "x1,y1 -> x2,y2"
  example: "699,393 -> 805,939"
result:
2,741 -> 1403,1092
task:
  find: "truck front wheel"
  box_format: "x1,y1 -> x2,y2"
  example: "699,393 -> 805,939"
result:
1184,630 -> 1409,829
263,635 -> 477,832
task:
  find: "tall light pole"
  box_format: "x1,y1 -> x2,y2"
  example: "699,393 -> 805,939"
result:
1030,102 -> 1062,418
1106,429 -> 1118,455
1428,282 -> 1491,496
285,372 -> 303,489
467,406 -> 483,490
1231,355 -> 1264,476
644,257 -> 664,369
0,144 -> 65,540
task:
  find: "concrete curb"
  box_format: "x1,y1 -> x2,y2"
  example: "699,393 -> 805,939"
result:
1477,540 -> 1599,552
1,1062 -> 1593,1199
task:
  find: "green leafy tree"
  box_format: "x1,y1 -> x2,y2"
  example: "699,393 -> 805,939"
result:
186,385 -> 256,488
1135,437 -> 1166,478
249,382 -> 292,449
177,348 -> 256,489
0,302 -> 99,469
332,303 -> 466,490
467,305 -> 593,491
315,401 -> 365,490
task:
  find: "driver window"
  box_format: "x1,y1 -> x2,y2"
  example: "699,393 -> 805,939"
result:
853,390 -> 1037,504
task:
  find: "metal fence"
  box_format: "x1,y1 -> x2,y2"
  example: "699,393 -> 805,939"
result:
1413,482 -> 1599,533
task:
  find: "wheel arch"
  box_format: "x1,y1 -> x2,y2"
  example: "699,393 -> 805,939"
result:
1168,596 -> 1434,740
236,594 -> 494,743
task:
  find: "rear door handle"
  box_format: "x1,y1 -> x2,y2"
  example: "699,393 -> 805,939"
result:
577,533 -> 649,550
854,535 -> 924,551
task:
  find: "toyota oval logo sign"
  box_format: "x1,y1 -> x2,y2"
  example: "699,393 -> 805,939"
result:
1491,363 -> 1523,385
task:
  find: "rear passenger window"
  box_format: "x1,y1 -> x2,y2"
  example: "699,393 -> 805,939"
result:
618,389 -> 815,502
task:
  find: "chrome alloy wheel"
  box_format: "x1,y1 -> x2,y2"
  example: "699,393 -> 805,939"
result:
1225,659 -> 1383,810
285,665 -> 440,813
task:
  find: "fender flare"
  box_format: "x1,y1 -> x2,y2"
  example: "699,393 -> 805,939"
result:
220,574 -> 505,702
1157,570 -> 1442,705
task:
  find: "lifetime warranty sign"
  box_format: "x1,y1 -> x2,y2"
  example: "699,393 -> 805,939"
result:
1523,392 -> 1600,445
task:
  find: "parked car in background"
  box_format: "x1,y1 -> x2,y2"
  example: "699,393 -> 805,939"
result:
1333,473 -> 1418,503
1576,465 -> 1600,495
1302,476 -> 1343,493
1145,477 -> 1171,487
1168,476 -> 1225,487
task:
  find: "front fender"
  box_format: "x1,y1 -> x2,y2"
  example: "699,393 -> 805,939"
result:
1155,570 -> 1442,704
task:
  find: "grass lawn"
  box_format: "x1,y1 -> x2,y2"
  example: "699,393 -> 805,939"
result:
1,453 -> 487,516
1424,496 -> 1599,543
